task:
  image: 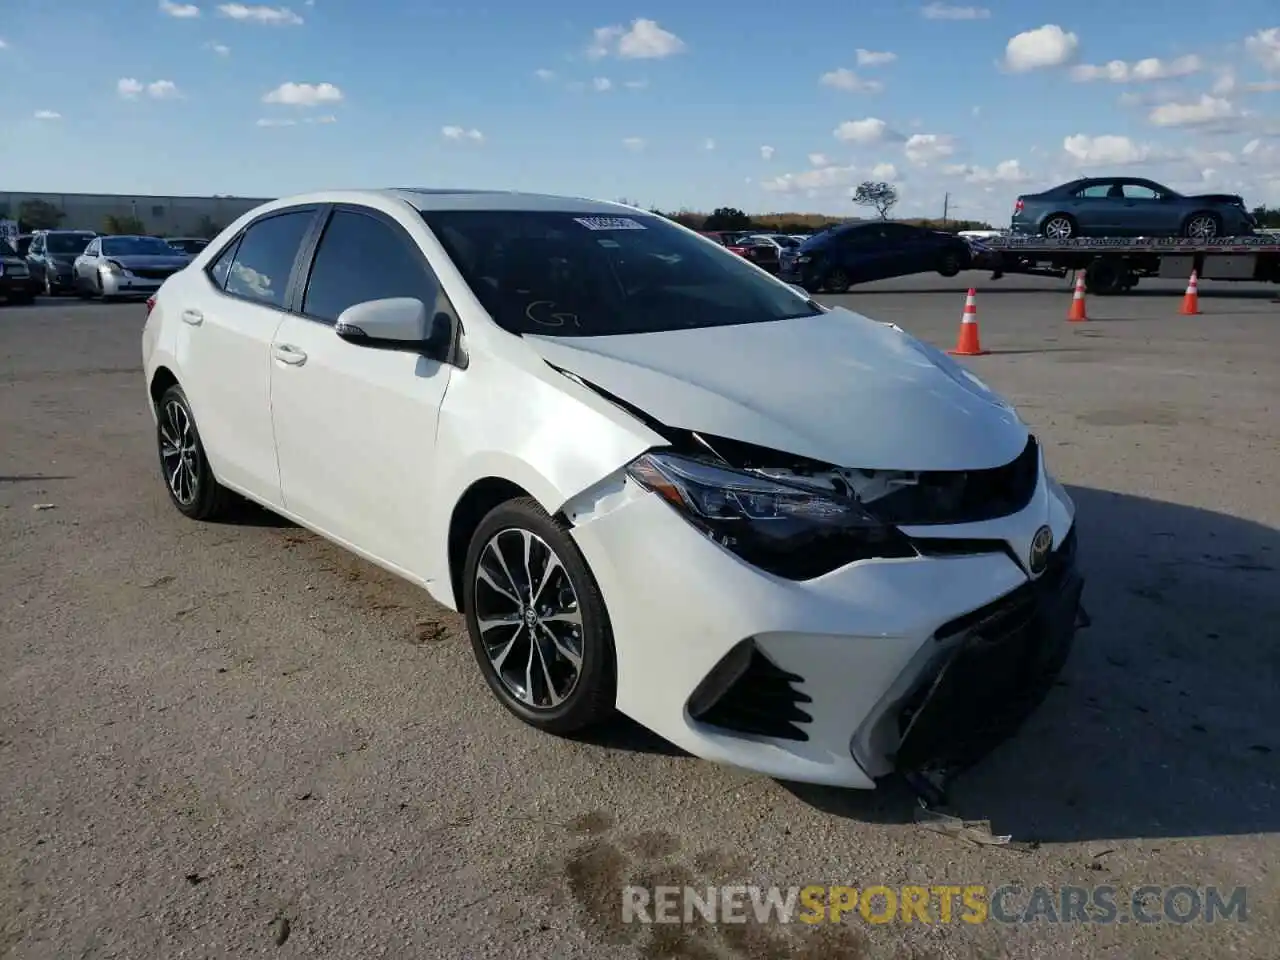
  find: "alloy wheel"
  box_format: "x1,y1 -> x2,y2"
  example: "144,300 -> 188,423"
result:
1187,215 -> 1218,239
159,399 -> 200,506
1044,217 -> 1074,240
473,527 -> 584,710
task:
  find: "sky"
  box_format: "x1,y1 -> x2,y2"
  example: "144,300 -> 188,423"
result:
1,0 -> 1279,226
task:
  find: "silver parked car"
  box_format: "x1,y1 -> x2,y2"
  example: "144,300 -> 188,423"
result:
73,235 -> 193,300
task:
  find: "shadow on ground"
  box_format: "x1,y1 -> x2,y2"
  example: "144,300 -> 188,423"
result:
768,487 -> 1277,842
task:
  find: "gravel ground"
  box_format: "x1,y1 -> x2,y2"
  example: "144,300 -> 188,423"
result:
2,272 -> 1277,960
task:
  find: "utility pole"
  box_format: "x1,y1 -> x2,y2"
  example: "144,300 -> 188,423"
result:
942,192 -> 950,225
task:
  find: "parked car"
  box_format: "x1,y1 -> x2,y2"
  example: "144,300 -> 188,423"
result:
1011,177 -> 1256,240
779,221 -> 972,293
141,188 -> 1083,791
166,237 -> 211,255
73,235 -> 192,300
26,229 -> 98,296
726,233 -> 800,273
0,237 -> 39,304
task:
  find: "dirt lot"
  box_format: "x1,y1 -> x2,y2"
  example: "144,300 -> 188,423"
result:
2,273 -> 1277,959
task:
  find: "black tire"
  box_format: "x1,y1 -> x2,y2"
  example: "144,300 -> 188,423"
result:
155,384 -> 231,521
1182,212 -> 1220,240
462,496 -> 615,735
1084,258 -> 1124,296
824,268 -> 851,294
937,251 -> 963,278
1041,214 -> 1076,240
74,276 -> 90,299
44,272 -> 55,297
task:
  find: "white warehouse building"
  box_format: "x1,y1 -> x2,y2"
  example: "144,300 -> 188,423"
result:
0,191 -> 273,237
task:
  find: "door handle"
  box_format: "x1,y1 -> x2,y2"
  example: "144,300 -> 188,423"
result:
272,343 -> 308,366
180,309 -> 203,326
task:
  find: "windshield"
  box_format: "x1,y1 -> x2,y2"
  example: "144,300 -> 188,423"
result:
101,237 -> 181,257
420,210 -> 820,337
46,234 -> 94,255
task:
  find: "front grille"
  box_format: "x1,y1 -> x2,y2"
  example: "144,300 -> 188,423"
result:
689,640 -> 813,742
130,267 -> 177,280
865,436 -> 1041,526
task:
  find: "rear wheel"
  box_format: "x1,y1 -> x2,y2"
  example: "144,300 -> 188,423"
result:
155,384 -> 231,520
1183,213 -> 1220,240
1042,215 -> 1076,240
462,497 -> 615,735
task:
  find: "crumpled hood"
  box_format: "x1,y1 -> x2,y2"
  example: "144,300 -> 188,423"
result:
525,306 -> 1029,471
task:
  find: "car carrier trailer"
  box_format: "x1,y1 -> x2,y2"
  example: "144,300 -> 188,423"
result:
980,234 -> 1280,295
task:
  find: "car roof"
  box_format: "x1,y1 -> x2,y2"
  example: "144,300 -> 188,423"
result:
249,187 -> 649,215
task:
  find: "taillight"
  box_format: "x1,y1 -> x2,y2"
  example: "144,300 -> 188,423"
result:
144,296 -> 156,318
1014,198 -> 1025,214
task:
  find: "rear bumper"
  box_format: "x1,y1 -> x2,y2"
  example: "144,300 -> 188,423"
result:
0,274 -> 39,300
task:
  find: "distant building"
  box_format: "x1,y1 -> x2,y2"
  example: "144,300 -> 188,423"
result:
0,191 -> 274,236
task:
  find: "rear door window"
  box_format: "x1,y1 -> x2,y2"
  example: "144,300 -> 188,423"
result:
222,211 -> 315,308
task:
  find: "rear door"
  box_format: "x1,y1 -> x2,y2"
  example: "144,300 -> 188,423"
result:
172,206 -> 321,506
268,204 -> 455,579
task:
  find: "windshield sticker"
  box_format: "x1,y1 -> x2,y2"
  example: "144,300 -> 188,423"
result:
574,216 -> 646,231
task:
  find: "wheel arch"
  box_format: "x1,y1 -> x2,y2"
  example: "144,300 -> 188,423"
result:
1039,212 -> 1077,237
446,476 -> 546,614
149,365 -> 180,412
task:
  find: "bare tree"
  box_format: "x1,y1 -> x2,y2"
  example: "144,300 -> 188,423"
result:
852,181 -> 899,220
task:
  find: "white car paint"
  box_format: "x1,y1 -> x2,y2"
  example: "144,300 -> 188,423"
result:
142,188 -> 1082,791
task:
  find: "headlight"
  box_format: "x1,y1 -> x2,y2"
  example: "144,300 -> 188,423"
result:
625,451 -> 915,580
796,255 -> 813,264
101,260 -> 124,275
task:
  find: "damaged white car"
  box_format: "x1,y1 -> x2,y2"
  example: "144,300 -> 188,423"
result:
141,189 -> 1086,795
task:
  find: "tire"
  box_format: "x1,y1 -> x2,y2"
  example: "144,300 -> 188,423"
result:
155,384 -> 231,521
1183,212 -> 1220,240
44,273 -> 55,297
1084,258 -> 1124,296
937,251 -> 963,278
1041,215 -> 1076,240
462,496 -> 615,735
824,268 -> 851,294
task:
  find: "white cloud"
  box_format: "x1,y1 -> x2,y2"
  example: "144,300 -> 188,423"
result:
945,159 -> 1030,183
208,41 -> 230,55
856,48 -> 897,66
622,136 -> 646,151
588,19 -> 685,60
870,162 -> 899,180
160,0 -> 201,16
921,3 -> 989,19
34,110 -> 61,120
760,164 -> 861,193
833,117 -> 894,143
592,77 -> 612,92
703,138 -> 715,150
262,81 -> 343,106
1070,54 -> 1202,83
903,133 -> 955,165
1063,134 -> 1153,166
1245,27 -> 1280,71
147,80 -> 182,99
1002,24 -> 1079,72
760,145 -> 775,160
117,78 -> 144,98
216,3 -> 302,24
442,126 -> 483,143
1148,94 -> 1238,127
808,153 -> 831,166
534,68 -> 554,81
819,68 -> 883,93
256,117 -> 296,127
624,79 -> 648,90
0,38 -> 8,49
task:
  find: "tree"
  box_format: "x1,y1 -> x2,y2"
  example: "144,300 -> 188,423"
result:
703,206 -> 752,231
103,214 -> 147,235
18,198 -> 65,231
852,181 -> 899,220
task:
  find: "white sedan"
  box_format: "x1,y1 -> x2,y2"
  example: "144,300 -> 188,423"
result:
141,189 -> 1084,794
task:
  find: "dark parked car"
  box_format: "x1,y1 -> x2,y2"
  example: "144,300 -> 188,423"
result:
26,229 -> 98,295
0,238 -> 39,304
1011,177 -> 1255,240
778,221 -> 971,293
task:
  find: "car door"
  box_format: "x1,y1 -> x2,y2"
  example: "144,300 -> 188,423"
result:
838,226 -> 894,282
172,206 -> 320,506
1119,181 -> 1172,235
268,204 -> 456,580
1067,181 -> 1118,234
877,224 -> 932,277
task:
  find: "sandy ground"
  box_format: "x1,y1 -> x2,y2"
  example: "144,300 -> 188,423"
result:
1,272 -> 1277,959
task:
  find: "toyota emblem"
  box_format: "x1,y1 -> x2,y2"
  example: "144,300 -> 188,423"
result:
1029,525 -> 1054,576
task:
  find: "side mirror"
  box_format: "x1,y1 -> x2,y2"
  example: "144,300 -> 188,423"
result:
334,297 -> 452,360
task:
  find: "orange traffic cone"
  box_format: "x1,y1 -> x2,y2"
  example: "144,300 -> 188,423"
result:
1179,269 -> 1201,315
1067,271 -> 1088,322
948,288 -> 988,356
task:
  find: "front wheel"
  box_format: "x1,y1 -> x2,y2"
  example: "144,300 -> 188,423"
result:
155,384 -> 231,520
824,268 -> 851,294
462,497 -> 615,735
937,251 -> 963,277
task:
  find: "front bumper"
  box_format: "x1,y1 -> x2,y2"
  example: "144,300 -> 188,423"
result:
0,269 -> 39,301
101,271 -> 167,297
567,454 -> 1079,789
